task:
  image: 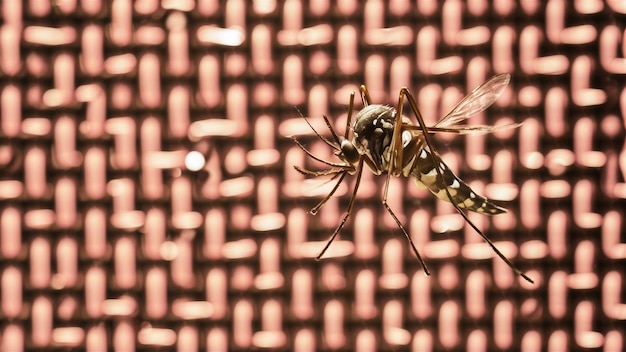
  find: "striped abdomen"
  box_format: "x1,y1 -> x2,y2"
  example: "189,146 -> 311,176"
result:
407,138 -> 506,215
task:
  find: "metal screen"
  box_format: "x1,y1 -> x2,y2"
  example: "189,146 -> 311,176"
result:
1,0 -> 625,351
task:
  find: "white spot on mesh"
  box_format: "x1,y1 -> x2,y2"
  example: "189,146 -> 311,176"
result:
469,192 -> 476,198
185,151 -> 206,171
451,179 -> 460,188
419,149 -> 427,159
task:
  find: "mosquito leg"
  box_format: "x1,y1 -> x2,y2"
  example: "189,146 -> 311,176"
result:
344,92 -> 355,140
294,167 -> 346,214
380,93 -> 430,275
381,175 -> 431,275
391,86 -> 408,174
309,172 -> 347,215
359,85 -> 373,106
400,87 -> 534,283
316,160 -> 364,260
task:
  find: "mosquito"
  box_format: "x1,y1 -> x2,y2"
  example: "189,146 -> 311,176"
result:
292,74 -> 533,283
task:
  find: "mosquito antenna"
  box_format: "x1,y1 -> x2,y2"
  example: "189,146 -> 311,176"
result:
295,107 -> 340,151
293,165 -> 346,177
400,87 -> 534,284
321,114 -> 343,147
316,160 -> 364,260
291,138 -> 349,169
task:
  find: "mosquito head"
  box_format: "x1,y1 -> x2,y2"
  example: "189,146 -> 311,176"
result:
339,138 -> 360,166
351,104 -> 396,172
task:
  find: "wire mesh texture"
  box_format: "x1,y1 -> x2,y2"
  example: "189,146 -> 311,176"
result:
0,0 -> 626,351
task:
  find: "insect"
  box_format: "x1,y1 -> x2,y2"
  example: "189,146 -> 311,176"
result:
292,74 -> 533,283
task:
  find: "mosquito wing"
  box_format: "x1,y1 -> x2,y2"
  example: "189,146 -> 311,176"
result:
434,73 -> 511,129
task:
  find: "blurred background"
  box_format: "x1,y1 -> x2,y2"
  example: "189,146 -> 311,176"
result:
1,0 -> 625,351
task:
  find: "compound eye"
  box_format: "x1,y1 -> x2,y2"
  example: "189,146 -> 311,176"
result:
340,139 -> 360,164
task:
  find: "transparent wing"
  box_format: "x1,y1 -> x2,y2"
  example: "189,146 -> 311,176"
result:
434,73 -> 510,128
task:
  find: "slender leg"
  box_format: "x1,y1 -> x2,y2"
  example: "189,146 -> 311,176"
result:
359,85 -> 372,106
399,87 -> 533,283
378,90 -> 430,275
309,172 -> 347,215
381,177 -> 431,275
391,87 -> 408,175
316,160 -> 364,260
344,92 -> 355,139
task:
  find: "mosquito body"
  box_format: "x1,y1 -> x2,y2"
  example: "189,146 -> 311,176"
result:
351,104 -> 506,216
293,74 -> 533,283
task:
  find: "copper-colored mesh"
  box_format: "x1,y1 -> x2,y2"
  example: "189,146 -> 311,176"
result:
1,1 -> 625,351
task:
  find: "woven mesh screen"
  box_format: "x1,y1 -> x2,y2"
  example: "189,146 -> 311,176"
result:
1,0 -> 626,351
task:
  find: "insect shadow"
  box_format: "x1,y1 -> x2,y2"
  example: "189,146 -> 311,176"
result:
292,74 -> 533,283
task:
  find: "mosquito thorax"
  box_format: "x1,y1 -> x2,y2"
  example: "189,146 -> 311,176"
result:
352,104 -> 396,171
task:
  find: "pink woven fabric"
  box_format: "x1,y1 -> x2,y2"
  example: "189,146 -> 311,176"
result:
1,1 -> 625,350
